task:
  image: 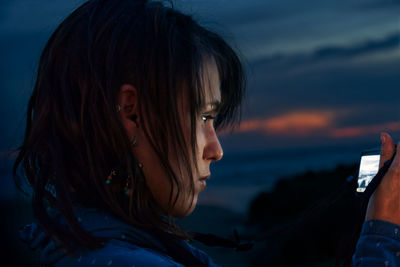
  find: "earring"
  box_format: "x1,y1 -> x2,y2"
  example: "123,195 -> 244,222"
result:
106,169 -> 117,184
116,105 -> 122,112
131,136 -> 138,147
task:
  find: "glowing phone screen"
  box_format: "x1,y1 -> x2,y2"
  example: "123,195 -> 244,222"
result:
357,154 -> 380,193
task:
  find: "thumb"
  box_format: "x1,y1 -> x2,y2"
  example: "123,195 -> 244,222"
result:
379,132 -> 395,168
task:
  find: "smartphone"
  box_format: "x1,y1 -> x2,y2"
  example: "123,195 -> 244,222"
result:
357,148 -> 380,193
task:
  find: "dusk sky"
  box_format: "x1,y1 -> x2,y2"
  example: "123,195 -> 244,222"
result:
0,0 -> 399,154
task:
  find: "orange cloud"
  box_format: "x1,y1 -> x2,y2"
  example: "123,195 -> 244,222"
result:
229,110 -> 400,139
237,111 -> 336,136
330,122 -> 400,138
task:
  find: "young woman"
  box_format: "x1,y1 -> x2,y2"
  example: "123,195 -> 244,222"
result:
14,0 -> 243,266
14,0 -> 400,266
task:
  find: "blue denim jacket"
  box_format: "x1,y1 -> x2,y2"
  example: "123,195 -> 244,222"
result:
19,206 -> 222,266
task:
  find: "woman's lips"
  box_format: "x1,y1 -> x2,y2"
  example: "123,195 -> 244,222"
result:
199,175 -> 210,189
199,174 -> 210,181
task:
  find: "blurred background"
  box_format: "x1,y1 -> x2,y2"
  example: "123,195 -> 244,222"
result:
1,0 -> 399,266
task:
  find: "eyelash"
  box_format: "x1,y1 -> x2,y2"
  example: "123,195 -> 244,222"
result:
201,114 -> 216,123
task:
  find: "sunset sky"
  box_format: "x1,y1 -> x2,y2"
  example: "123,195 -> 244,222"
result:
0,0 -> 399,153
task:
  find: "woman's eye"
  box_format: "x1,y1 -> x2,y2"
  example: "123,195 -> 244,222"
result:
201,114 -> 215,123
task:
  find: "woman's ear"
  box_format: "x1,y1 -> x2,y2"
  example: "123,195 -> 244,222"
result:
117,84 -> 140,132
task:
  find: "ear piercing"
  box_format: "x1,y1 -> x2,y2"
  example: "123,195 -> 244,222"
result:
131,136 -> 138,147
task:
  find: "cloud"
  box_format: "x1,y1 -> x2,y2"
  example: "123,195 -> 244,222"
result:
312,33 -> 399,61
179,0 -> 324,26
330,122 -> 400,138
244,32 -> 400,125
227,110 -> 400,140
236,111 -> 337,137
252,32 -> 399,68
354,0 -> 400,10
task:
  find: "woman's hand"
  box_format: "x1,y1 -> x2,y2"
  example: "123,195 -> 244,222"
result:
365,132 -> 400,225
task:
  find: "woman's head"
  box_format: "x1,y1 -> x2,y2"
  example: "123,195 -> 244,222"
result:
14,0 -> 245,247
119,56 -> 224,218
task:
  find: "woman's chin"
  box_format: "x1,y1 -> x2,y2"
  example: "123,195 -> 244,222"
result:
171,196 -> 198,218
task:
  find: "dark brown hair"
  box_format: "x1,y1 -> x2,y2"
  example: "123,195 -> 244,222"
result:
13,0 -> 245,251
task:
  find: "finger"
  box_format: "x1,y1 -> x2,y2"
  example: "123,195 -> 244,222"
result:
379,132 -> 395,168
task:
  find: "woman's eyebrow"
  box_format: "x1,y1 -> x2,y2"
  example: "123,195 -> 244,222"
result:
203,100 -> 221,113
204,100 -> 221,111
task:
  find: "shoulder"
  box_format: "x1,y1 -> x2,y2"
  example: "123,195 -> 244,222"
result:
55,240 -> 183,267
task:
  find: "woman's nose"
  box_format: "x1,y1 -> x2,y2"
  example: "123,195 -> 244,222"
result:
203,132 -> 223,162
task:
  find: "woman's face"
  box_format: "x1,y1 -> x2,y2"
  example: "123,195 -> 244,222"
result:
120,59 -> 223,217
